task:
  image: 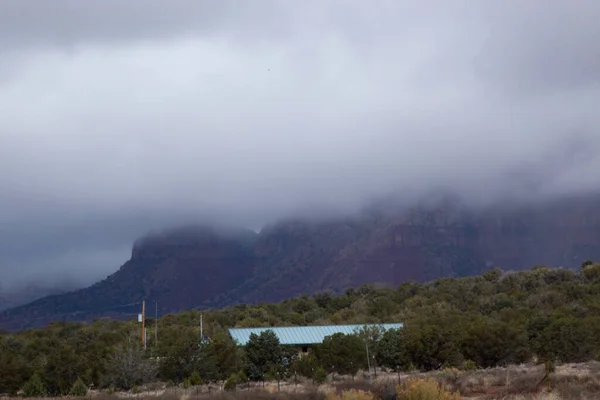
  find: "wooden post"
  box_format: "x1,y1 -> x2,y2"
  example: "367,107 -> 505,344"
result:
141,300 -> 146,348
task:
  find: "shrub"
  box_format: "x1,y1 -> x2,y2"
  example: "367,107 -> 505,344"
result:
396,378 -> 461,400
545,361 -> 556,375
21,373 -> 47,398
460,360 -> 478,371
69,378 -> 88,397
437,367 -> 461,385
265,367 -> 279,382
188,370 -> 204,386
238,370 -> 249,383
314,366 -> 328,384
327,389 -> 375,400
224,373 -> 239,391
334,381 -> 376,393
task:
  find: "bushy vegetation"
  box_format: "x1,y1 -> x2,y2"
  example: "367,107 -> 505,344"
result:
396,378 -> 461,400
2,262 -> 600,397
327,389 -> 375,400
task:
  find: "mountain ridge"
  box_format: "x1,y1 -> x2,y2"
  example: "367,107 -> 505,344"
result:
2,194 -> 600,331
0,284 -> 77,313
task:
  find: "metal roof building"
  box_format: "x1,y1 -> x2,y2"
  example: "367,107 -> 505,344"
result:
228,323 -> 403,346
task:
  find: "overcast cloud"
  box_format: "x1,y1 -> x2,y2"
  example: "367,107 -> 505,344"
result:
1,0 -> 600,288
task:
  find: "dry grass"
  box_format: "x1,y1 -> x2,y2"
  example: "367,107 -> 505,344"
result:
5,362 -> 600,400
437,361 -> 600,399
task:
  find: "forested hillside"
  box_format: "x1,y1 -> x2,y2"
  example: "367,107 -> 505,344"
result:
2,262 -> 600,396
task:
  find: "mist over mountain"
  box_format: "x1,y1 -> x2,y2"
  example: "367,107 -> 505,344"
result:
2,191 -> 600,331
2,1 -> 600,300
0,282 -> 78,312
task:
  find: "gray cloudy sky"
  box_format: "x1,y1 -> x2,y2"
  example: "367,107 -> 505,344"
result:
1,0 -> 600,288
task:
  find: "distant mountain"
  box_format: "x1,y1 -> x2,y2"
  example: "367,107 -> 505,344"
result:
0,284 -> 76,312
0,226 -> 258,331
2,194 -> 600,331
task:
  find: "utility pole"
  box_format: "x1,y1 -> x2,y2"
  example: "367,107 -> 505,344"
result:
142,300 -> 146,350
200,313 -> 203,343
365,343 -> 371,375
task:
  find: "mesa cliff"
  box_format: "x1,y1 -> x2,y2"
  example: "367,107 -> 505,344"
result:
2,194 -> 600,331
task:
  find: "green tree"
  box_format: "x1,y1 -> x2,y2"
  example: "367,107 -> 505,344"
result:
401,317 -> 463,371
355,324 -> 386,372
581,263 -> 600,283
528,316 -> 599,363
0,337 -> 30,395
42,342 -> 88,395
244,330 -> 283,381
291,353 -> 320,379
159,337 -> 218,383
224,373 -> 240,391
483,268 -> 502,282
69,378 -> 88,397
22,373 -> 47,398
461,318 -> 531,368
210,328 -> 242,380
102,337 -> 157,390
315,333 -> 365,375
376,328 -> 411,371
188,370 -> 204,386
313,366 -> 327,384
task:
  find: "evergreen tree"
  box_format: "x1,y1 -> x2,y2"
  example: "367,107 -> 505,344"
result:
69,378 -> 88,397
22,373 -> 47,398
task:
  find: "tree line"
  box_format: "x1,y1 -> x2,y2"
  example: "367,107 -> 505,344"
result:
2,261 -> 600,396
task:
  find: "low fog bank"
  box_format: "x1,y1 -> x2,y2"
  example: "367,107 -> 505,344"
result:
1,0 -> 600,288
3,186 -> 600,291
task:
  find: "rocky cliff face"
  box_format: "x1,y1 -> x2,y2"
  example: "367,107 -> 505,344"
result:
0,226 -> 258,330
2,194 -> 600,330
210,194 -> 600,307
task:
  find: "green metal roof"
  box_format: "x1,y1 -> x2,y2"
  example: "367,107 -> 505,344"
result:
228,323 -> 403,346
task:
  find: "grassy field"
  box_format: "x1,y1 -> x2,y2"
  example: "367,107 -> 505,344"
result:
5,362 -> 600,400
